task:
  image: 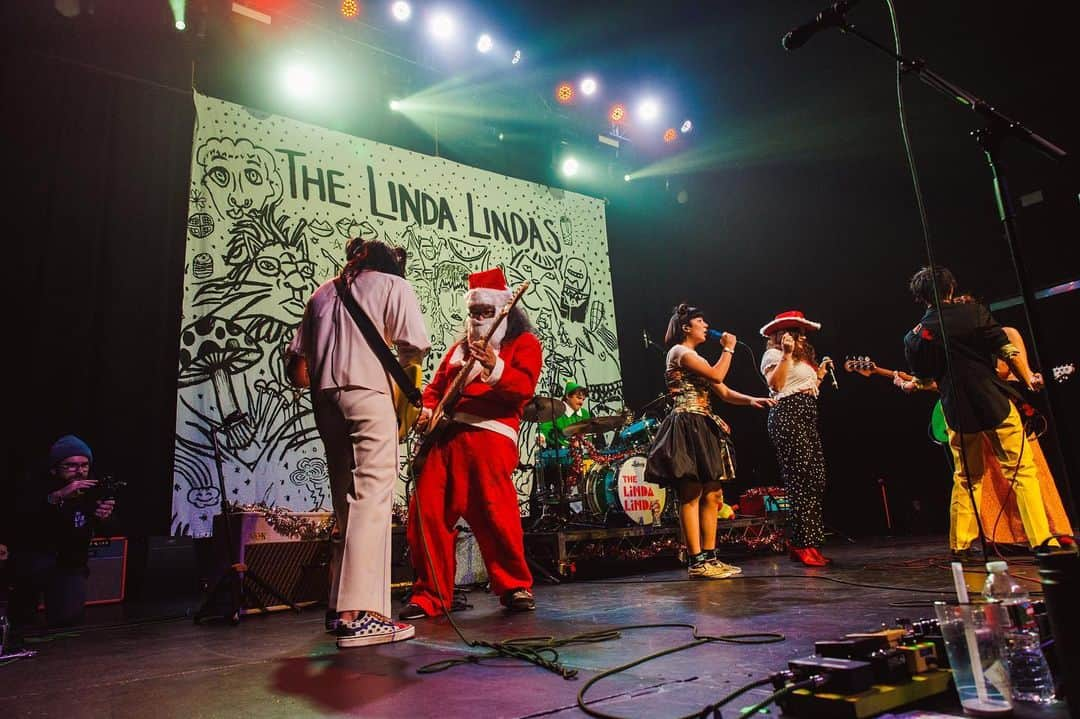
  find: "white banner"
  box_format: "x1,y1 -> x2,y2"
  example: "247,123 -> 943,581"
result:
173,92 -> 622,537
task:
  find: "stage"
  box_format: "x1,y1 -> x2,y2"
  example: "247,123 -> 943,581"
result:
2,536 -> 1066,718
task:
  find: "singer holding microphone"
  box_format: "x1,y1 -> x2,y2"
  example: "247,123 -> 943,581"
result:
759,311 -> 834,567
646,304 -> 773,580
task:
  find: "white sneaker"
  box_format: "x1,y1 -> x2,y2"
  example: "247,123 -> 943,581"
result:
688,562 -> 733,580
709,558 -> 742,575
336,612 -> 416,648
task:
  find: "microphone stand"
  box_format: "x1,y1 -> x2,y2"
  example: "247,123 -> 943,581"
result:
818,14 -> 1077,518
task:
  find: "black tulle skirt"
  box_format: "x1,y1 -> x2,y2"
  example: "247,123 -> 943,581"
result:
644,411 -> 736,489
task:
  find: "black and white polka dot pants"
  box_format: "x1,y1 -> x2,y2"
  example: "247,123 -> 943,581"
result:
767,392 -> 827,549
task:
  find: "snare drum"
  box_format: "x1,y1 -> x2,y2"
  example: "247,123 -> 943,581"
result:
616,417 -> 659,447
584,454 -> 667,526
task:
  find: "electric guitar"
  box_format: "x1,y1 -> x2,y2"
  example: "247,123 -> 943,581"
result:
411,282 -> 529,475
844,355 -> 1075,443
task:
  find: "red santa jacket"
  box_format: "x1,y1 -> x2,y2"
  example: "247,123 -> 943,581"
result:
423,332 -> 542,441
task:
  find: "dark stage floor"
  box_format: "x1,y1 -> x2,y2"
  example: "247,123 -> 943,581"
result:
1,536 -> 1068,718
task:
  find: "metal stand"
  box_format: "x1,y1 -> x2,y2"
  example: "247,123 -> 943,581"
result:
194,411 -> 300,625
823,7 -> 1077,523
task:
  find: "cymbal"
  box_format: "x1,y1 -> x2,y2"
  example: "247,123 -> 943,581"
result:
522,396 -> 567,423
561,415 -> 628,437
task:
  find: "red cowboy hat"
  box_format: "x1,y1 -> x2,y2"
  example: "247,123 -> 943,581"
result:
759,310 -> 822,338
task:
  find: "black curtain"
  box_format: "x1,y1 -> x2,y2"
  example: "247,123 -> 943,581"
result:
6,42 -> 193,537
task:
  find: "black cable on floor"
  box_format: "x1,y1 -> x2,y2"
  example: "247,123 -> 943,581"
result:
575,626 -> 785,719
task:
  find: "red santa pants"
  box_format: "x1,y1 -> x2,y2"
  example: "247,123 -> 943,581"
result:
407,425 -> 532,614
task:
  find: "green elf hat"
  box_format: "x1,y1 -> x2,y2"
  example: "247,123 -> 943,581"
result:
564,381 -> 588,397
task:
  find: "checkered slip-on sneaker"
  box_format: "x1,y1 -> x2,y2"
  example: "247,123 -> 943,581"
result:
336,612 -> 415,648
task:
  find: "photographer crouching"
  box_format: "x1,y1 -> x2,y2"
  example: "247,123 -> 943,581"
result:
7,435 -> 116,634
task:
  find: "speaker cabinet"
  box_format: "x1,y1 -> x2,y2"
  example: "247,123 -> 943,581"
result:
86,536 -> 127,606
212,512 -> 331,615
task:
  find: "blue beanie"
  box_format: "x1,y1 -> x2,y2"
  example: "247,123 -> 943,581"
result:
49,434 -> 93,468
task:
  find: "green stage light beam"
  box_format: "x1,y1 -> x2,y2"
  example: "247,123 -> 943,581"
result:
169,0 -> 186,30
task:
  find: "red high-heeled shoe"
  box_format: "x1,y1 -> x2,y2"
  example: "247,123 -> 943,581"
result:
789,546 -> 827,567
808,547 -> 832,565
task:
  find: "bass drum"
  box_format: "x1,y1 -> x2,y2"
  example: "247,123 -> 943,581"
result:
584,454 -> 667,526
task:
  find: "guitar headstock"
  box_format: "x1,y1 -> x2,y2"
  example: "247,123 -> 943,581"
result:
499,282 -> 530,318
844,355 -> 877,377
1053,363 -> 1076,383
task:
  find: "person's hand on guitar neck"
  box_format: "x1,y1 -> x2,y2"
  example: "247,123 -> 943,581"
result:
467,340 -> 498,373
414,406 -> 433,431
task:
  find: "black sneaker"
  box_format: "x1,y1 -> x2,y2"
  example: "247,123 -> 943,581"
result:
501,588 -> 536,612
325,610 -> 340,634
398,602 -> 427,621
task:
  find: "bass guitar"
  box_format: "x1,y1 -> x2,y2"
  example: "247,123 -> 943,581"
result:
411,282 -> 529,475
844,355 -> 1075,444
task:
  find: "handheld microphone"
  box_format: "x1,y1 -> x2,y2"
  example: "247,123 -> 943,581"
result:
706,329 -> 726,340
643,329 -> 650,349
821,356 -> 839,389
781,0 -> 859,51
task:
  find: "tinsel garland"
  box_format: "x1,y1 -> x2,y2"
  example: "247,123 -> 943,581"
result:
567,436 -> 642,486
228,502 -> 335,541
740,486 -> 786,499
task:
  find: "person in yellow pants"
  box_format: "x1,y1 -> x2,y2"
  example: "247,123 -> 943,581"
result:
900,267 -> 1059,560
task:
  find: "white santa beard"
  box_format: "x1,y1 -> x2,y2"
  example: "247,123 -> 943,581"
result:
467,316 -> 506,349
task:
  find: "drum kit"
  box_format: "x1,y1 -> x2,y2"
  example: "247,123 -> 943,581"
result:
523,394 -> 672,529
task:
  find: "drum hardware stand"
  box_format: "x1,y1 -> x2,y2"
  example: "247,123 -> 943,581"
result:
194,410 -> 300,625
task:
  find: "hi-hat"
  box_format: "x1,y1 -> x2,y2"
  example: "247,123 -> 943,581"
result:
522,396 -> 567,423
561,415 -> 627,437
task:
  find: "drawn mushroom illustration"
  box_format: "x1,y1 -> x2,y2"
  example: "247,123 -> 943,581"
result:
178,316 -> 262,450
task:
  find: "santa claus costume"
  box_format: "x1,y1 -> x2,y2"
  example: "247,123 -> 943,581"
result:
403,268 -> 542,617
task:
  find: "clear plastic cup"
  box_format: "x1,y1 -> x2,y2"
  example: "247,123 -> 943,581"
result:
934,601 -> 1013,716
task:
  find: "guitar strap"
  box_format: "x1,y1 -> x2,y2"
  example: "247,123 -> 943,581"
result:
333,276 -> 423,409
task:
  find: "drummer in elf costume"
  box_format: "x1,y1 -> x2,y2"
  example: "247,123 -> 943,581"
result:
538,381 -> 591,448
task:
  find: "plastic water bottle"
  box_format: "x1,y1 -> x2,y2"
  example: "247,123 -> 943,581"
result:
981,561 -> 1056,703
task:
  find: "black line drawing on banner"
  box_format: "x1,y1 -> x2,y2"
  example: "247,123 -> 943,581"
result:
195,137 -> 284,221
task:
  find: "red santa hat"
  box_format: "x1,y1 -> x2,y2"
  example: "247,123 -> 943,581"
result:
758,310 -> 822,337
465,267 -> 513,308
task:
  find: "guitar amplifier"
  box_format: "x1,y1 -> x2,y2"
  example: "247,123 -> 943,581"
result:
86,536 -> 128,605
213,512 -> 332,614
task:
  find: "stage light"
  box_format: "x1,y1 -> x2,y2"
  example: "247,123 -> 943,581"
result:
476,33 -> 494,53
391,1 -> 411,22
283,64 -> 317,99
339,0 -> 359,19
389,99 -> 402,111
663,128 -> 677,143
169,0 -> 186,30
623,174 -> 631,182
637,98 -> 661,123
681,119 -> 693,133
429,11 -> 455,40
608,103 -> 627,124
561,157 -> 580,177
555,83 -> 575,105
511,49 -> 522,65
580,76 -> 598,96
498,132 -> 505,141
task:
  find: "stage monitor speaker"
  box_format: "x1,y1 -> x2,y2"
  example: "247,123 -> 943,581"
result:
213,512 -> 331,614
86,536 -> 127,606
